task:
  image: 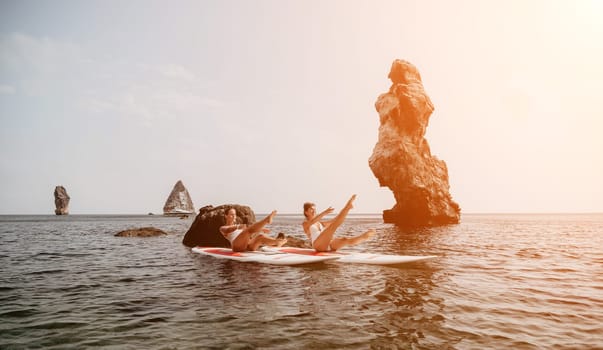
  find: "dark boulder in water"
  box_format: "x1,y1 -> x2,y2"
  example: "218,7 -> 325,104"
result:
115,227 -> 167,237
182,204 -> 256,248
369,59 -> 461,227
54,185 -> 70,215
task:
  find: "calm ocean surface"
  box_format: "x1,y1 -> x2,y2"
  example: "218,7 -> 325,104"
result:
1,213 -> 602,349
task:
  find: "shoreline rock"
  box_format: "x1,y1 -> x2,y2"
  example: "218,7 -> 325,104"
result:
369,59 -> 461,227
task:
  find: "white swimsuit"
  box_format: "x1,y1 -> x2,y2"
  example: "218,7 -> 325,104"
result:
309,222 -> 324,245
226,229 -> 244,244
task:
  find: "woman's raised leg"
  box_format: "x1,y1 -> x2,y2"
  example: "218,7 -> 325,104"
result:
247,234 -> 287,251
247,210 -> 277,235
329,229 -> 376,251
231,210 -> 277,251
312,195 -> 356,251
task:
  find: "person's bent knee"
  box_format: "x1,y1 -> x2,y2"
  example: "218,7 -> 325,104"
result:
313,242 -> 330,252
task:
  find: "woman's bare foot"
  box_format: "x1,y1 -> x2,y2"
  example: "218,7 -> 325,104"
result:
344,194 -> 357,210
276,237 -> 287,247
363,229 -> 376,240
348,229 -> 375,246
266,210 -> 277,224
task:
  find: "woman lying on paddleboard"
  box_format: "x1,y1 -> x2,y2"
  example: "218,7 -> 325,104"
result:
302,194 -> 375,252
220,208 -> 287,252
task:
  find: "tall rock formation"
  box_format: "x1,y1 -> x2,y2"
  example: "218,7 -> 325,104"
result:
163,180 -> 195,215
182,204 -> 256,248
54,185 -> 70,215
369,59 -> 461,226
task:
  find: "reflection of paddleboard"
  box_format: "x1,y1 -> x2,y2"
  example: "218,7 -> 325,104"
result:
264,247 -> 437,265
192,247 -> 339,265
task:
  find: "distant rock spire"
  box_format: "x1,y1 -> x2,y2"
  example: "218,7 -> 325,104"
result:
369,59 -> 461,226
54,185 -> 70,215
163,180 -> 195,215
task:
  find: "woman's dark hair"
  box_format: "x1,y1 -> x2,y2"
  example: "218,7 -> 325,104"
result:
222,207 -> 236,224
303,202 -> 315,218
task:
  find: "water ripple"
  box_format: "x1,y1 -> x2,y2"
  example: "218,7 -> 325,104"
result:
0,214 -> 602,349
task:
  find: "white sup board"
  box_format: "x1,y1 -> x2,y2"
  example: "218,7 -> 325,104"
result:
192,247 -> 339,265
264,247 -> 437,265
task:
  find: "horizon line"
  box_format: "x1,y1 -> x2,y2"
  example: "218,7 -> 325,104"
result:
1,212 -> 603,216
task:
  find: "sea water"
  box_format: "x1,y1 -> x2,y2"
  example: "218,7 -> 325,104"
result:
0,213 -> 602,349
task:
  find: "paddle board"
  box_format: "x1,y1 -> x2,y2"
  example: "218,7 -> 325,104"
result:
192,247 -> 339,265
264,247 -> 437,265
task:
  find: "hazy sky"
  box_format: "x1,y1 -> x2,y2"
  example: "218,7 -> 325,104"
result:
1,0 -> 602,214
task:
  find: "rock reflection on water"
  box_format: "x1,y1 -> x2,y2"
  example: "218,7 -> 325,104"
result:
366,226 -> 449,350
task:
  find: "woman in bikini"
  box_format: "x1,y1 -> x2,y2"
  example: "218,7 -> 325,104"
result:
302,194 -> 375,252
219,208 -> 287,252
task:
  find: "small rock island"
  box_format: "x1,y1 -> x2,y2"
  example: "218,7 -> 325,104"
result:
54,185 -> 70,215
115,227 -> 167,237
369,59 -> 461,227
163,180 -> 195,216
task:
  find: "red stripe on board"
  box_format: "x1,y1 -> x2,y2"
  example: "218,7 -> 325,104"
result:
277,248 -> 335,256
203,248 -> 243,257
